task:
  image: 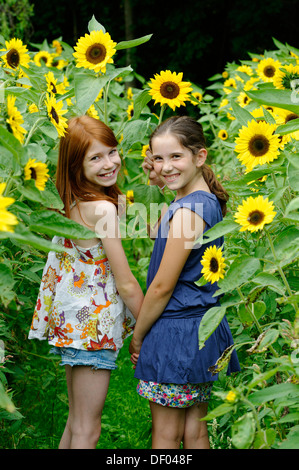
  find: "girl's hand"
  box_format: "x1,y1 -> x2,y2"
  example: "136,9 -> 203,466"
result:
129,335 -> 142,356
142,149 -> 164,188
130,352 -> 139,369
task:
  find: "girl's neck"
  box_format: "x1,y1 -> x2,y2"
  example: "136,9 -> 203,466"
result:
175,173 -> 210,200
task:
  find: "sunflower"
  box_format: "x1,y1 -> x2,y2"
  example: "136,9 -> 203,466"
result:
0,183 -> 18,232
73,30 -> 117,74
45,71 -> 68,95
274,108 -> 299,141
148,70 -> 192,111
34,51 -> 53,67
273,63 -> 299,90
126,102 -> 134,120
223,77 -> 237,94
52,39 -> 63,54
236,64 -> 253,76
126,190 -> 134,205
6,95 -> 27,144
234,196 -> 276,232
189,91 -> 203,105
257,57 -> 282,82
218,129 -> 228,140
234,119 -> 280,171
237,91 -> 251,108
24,159 -> 50,191
86,104 -> 99,119
200,245 -> 226,284
45,93 -> 68,137
1,38 -> 30,69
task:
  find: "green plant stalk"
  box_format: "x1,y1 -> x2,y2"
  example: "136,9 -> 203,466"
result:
24,116 -> 45,146
158,104 -> 166,124
236,286 -> 280,359
103,82 -> 111,125
264,228 -> 299,316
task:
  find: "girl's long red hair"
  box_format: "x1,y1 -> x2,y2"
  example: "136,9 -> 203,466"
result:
56,115 -> 123,218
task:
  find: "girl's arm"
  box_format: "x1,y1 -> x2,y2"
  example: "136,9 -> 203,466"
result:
91,201 -> 144,319
129,207 -> 206,354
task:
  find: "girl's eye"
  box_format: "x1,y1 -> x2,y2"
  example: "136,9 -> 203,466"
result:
172,154 -> 181,159
153,156 -> 162,161
110,148 -> 117,155
91,155 -> 101,161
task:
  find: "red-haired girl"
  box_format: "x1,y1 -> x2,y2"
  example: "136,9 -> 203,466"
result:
29,116 -> 143,448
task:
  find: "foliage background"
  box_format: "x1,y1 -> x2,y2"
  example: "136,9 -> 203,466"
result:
0,0 -> 298,450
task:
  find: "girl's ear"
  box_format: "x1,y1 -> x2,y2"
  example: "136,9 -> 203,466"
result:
195,148 -> 208,168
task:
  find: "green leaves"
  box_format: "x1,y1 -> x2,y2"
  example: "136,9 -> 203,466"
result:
29,210 -> 96,240
215,255 -> 261,295
247,88 -> 299,114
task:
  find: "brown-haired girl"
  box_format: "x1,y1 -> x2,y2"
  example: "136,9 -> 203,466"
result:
130,116 -> 240,449
29,115 -> 143,449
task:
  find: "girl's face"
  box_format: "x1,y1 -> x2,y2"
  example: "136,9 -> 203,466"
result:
151,133 -> 207,198
82,138 -> 121,190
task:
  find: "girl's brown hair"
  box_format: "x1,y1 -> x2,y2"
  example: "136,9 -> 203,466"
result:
149,115 -> 229,216
56,115 -> 122,218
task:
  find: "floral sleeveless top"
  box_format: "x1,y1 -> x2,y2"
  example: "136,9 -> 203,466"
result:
29,236 -> 135,351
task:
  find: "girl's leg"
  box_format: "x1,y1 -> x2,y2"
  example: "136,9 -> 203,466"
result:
59,365 -> 73,449
60,365 -> 111,449
183,402 -> 210,449
150,401 -> 185,449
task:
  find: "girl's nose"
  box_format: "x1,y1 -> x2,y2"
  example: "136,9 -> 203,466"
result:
162,160 -> 173,173
103,155 -> 114,169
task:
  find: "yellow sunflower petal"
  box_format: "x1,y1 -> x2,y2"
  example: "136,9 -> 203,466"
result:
234,195 -> 276,232
201,245 -> 226,284
148,70 -> 193,111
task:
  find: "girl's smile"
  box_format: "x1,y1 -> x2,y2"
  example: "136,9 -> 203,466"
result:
83,138 -> 121,189
151,134 -> 207,198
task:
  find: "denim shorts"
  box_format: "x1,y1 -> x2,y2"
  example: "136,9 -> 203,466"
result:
50,346 -> 119,370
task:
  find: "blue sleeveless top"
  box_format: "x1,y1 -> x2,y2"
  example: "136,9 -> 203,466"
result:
134,191 -> 240,384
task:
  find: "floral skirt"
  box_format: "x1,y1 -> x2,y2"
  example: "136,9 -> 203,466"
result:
137,380 -> 213,408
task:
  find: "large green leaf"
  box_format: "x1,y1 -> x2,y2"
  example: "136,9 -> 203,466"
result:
74,66 -> 132,114
231,412 -> 256,449
197,218 -> 239,245
230,99 -> 255,126
29,210 -> 96,239
115,34 -> 152,50
215,255 -> 261,295
198,305 -> 226,350
246,88 -> 299,114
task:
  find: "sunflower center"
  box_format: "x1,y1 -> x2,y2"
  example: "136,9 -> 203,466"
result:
40,56 -> 48,64
209,257 -> 219,273
50,82 -> 57,94
50,106 -> 59,124
160,81 -> 180,99
86,43 -> 107,64
247,210 -> 265,225
263,65 -> 275,77
7,48 -> 20,68
248,134 -> 270,157
285,112 -> 299,123
30,168 -> 37,180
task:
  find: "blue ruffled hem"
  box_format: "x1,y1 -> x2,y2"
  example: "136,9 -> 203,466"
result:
134,314 -> 241,384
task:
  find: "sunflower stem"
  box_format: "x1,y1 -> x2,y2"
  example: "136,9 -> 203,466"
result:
24,117 -> 45,146
264,228 -> 299,315
236,286 -> 263,335
103,82 -> 111,125
158,104 -> 166,124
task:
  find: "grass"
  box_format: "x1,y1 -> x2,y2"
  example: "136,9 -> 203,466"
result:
0,337 -> 152,449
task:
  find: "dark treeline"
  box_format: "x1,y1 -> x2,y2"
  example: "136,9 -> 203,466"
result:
30,0 -> 299,87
